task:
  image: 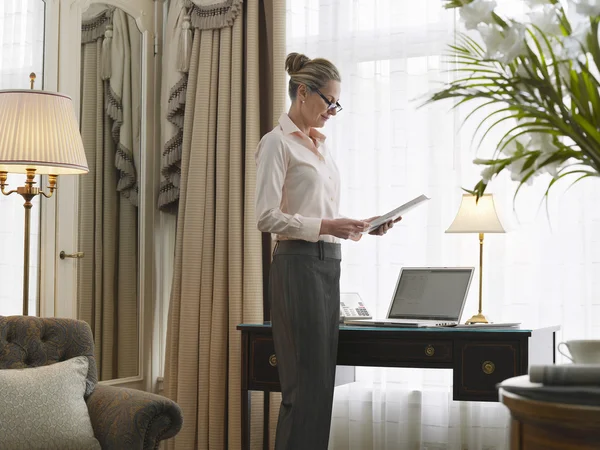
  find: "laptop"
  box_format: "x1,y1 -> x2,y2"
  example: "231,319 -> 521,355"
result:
344,267 -> 474,328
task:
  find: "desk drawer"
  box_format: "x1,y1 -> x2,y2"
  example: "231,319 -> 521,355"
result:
338,339 -> 453,366
454,340 -> 526,402
249,336 -> 279,388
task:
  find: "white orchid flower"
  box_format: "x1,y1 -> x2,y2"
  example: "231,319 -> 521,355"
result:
536,156 -> 562,177
508,159 -> 536,183
499,24 -> 528,63
480,164 -> 498,184
478,24 -> 505,57
553,18 -> 590,62
559,36 -> 582,60
549,30 -> 587,82
460,0 -> 497,30
479,23 -> 527,64
521,133 -> 562,178
529,132 -> 558,154
502,137 -> 527,157
528,5 -> 562,35
524,0 -> 555,6
572,0 -> 600,16
505,147 -> 538,183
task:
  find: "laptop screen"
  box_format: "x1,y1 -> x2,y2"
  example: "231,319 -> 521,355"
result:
387,268 -> 473,321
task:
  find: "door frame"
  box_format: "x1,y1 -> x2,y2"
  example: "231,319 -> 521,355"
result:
39,0 -> 60,318
47,0 -> 157,390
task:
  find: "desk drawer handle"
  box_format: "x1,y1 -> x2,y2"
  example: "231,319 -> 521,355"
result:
269,354 -> 277,367
425,345 -> 435,357
482,361 -> 495,375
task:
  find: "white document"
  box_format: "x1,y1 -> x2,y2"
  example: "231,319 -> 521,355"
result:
449,323 -> 521,329
364,194 -> 430,233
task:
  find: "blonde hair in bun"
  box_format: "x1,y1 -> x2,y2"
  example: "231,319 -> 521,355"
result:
285,52 -> 341,101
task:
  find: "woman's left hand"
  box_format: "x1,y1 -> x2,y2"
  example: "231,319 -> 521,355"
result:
348,215 -> 401,241
366,215 -> 402,236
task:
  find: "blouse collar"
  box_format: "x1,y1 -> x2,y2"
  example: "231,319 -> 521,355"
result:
278,113 -> 326,148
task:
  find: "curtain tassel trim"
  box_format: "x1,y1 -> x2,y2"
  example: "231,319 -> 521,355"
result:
106,85 -> 138,206
81,8 -> 113,44
177,14 -> 193,73
182,0 -> 243,30
101,25 -> 113,80
158,76 -> 187,212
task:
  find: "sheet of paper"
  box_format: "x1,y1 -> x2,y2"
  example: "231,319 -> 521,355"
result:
364,194 -> 430,233
450,323 -> 521,328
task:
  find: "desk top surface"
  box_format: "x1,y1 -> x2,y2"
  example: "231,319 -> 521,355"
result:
237,322 -> 558,334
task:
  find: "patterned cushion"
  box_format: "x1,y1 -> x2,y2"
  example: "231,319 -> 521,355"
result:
0,356 -> 101,450
0,316 -> 97,396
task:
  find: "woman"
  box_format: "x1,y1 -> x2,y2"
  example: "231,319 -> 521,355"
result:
255,52 -> 397,449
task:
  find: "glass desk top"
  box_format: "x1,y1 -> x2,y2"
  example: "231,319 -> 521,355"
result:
237,322 -> 543,333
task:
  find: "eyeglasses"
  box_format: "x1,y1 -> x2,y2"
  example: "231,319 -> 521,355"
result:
315,89 -> 342,113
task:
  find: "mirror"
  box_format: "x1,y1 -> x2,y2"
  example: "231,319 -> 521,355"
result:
78,3 -> 142,381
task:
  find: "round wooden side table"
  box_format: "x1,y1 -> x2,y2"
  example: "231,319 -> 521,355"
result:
500,386 -> 600,449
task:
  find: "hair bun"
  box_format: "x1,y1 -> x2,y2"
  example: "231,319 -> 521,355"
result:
285,52 -> 311,76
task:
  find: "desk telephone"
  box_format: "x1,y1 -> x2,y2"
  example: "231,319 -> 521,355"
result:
340,292 -> 372,322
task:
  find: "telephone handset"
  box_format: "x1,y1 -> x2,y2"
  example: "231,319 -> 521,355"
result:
340,292 -> 372,322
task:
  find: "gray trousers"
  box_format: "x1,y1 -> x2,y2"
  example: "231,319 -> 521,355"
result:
269,240 -> 342,450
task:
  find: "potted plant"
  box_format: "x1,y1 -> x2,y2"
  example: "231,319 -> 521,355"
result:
427,0 -> 600,200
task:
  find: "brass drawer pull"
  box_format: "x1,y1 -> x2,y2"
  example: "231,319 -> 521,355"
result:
482,361 -> 495,375
269,354 -> 277,367
425,345 -> 435,357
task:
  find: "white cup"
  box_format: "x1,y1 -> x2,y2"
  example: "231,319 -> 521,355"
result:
557,340 -> 600,364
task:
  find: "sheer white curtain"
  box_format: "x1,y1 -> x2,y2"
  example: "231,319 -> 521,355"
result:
0,0 -> 45,316
286,0 -> 600,449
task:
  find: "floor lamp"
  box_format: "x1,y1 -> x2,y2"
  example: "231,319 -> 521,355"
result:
446,193 -> 505,324
0,89 -> 88,315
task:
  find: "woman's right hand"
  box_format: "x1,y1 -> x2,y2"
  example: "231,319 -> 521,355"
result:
320,218 -> 370,240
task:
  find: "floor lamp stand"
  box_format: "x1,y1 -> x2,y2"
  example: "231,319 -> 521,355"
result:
0,170 -> 56,315
465,232 -> 489,324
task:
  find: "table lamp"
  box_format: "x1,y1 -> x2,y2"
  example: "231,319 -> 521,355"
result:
446,193 -> 505,324
0,88 -> 88,315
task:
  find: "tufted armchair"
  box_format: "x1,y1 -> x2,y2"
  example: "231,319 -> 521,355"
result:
0,315 -> 183,449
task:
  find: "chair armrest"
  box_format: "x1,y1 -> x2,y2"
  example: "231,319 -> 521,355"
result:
86,384 -> 183,450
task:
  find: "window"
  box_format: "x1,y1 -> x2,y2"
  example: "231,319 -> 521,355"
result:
286,0 -> 600,447
0,0 -> 45,315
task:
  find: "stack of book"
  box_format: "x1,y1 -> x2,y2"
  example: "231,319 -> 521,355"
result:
499,365 -> 600,406
530,364 -> 600,387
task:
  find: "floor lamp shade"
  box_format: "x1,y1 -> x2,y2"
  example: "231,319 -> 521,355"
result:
0,89 -> 88,316
0,89 -> 88,174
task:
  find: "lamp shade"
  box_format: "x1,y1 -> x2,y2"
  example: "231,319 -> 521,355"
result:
0,89 -> 88,175
446,193 -> 505,233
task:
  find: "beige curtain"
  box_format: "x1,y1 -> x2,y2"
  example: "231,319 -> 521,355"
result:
162,0 -> 285,448
258,2 -> 287,446
79,8 -> 140,381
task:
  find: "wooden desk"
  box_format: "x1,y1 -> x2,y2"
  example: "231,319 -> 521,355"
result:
237,323 -> 558,450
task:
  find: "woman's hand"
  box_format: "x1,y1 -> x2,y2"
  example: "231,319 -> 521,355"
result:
365,216 -> 402,236
320,218 -> 370,240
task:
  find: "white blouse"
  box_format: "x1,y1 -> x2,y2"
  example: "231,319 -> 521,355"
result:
255,113 -> 341,243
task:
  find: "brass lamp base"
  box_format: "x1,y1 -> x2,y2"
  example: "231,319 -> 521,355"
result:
0,169 -> 57,316
465,313 -> 489,324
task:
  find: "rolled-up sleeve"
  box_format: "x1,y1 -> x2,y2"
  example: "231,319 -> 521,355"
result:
255,133 -> 322,242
